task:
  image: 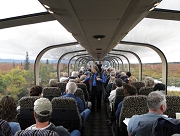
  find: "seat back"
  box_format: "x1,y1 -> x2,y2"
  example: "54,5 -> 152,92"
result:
14,129 -> 59,136
138,87 -> 153,95
57,82 -> 67,93
131,81 -> 145,93
0,119 -> 12,136
119,95 -> 148,132
51,97 -> 82,132
76,83 -> 89,101
164,95 -> 180,118
113,88 -> 124,112
17,96 -> 40,130
74,88 -> 86,108
43,87 -> 62,101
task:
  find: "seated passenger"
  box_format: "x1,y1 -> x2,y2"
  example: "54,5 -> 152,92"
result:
127,91 -> 167,135
128,76 -> 137,84
68,71 -> 78,81
60,72 -> 68,83
108,78 -> 123,103
62,82 -> 91,125
144,76 -> 155,87
49,79 -> 58,87
153,83 -> 166,91
124,72 -> 131,83
29,85 -> 43,96
0,95 -> 21,135
108,84 -> 137,124
26,98 -> 80,136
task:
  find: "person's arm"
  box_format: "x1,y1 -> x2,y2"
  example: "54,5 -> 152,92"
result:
127,115 -> 136,135
83,75 -> 90,82
97,74 -> 106,83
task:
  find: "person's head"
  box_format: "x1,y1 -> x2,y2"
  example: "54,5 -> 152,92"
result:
80,75 -> 87,81
126,72 -> 131,77
144,77 -> 155,87
153,83 -> 166,91
115,78 -> 123,87
49,79 -> 57,87
0,95 -> 17,122
63,72 -> 68,77
66,82 -> 77,94
29,85 -> 42,96
92,65 -> 99,73
128,76 -> 137,84
121,72 -> 126,76
75,78 -> 81,83
147,91 -> 166,113
123,84 -> 137,96
71,71 -> 77,77
34,98 -> 52,123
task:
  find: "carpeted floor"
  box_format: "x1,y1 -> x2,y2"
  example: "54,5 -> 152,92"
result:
85,101 -> 113,136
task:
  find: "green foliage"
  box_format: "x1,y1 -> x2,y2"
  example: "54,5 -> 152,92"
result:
167,91 -> 180,96
1,67 -> 27,100
24,52 -> 30,70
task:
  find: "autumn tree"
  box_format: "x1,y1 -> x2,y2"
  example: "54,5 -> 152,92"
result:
24,52 -> 30,70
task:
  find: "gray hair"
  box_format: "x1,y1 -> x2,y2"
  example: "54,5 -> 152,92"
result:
66,82 -> 77,94
144,77 -> 155,87
49,79 -> 57,87
147,91 -> 166,110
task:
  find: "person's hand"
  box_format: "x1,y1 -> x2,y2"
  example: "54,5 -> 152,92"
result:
96,77 -> 101,81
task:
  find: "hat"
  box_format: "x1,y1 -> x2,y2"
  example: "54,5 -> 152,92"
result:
34,98 -> 52,116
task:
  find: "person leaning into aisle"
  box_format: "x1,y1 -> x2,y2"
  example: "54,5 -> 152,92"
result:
82,65 -> 106,114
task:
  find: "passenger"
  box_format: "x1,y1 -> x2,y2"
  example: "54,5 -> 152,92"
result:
124,72 -> 131,83
60,72 -> 68,83
106,71 -> 116,95
62,82 -> 91,125
120,72 -> 128,82
127,91 -> 167,135
29,85 -> 43,96
153,83 -> 166,91
108,84 -> 137,125
144,77 -> 155,87
0,119 -> 13,136
108,78 -> 123,103
97,61 -> 102,72
68,71 -> 78,82
26,98 -> 80,136
0,95 -> 21,135
49,79 -> 57,87
128,76 -> 137,84
83,65 -> 106,114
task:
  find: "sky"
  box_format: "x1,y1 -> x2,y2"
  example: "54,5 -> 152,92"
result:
0,0 -> 180,63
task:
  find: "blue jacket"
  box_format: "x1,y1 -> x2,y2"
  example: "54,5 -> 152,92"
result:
62,94 -> 84,113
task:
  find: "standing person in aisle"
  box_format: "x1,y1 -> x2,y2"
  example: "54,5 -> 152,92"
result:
83,65 -> 106,114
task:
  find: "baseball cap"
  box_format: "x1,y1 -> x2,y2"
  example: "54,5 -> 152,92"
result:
34,98 -> 52,116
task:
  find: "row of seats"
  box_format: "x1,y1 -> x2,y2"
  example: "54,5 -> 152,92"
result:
43,87 -> 88,109
111,86 -> 154,114
17,96 -> 83,132
116,95 -> 180,135
57,82 -> 89,101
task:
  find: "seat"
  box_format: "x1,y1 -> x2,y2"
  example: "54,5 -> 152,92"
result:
51,97 -> 82,132
138,87 -> 153,95
43,87 -> 62,101
118,95 -> 148,135
17,96 -> 40,130
164,95 -> 180,118
74,88 -> 86,108
57,82 -> 67,93
131,81 -> 145,93
113,88 -> 124,112
14,129 -> 59,136
76,83 -> 89,101
0,119 -> 12,136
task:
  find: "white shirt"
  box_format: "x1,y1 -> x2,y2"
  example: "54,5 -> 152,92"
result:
108,87 -> 122,103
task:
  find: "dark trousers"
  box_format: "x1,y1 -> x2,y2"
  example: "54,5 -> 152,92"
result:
90,86 -> 102,112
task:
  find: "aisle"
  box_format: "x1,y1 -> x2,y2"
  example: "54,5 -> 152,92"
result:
85,101 -> 113,136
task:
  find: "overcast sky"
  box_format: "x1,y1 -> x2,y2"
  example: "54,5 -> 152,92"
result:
0,0 -> 180,63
